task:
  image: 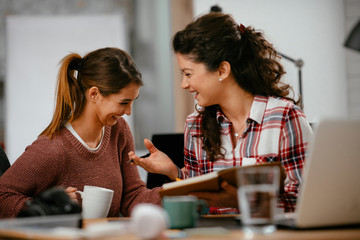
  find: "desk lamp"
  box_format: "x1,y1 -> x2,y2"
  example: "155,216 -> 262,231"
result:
345,20 -> 360,52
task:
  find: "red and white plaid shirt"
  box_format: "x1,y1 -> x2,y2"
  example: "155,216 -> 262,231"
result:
179,95 -> 313,214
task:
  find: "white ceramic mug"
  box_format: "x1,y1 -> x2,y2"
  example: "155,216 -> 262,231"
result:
76,185 -> 114,219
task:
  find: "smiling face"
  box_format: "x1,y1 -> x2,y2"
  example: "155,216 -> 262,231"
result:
94,82 -> 140,126
176,53 -> 223,107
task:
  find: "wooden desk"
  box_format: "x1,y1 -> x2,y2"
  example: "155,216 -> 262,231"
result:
83,217 -> 360,240
52,229 -> 357,240
167,229 -> 360,240
0,217 -> 359,240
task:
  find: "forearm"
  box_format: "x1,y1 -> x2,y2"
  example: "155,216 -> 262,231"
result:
0,188 -> 30,218
278,107 -> 312,212
278,191 -> 297,212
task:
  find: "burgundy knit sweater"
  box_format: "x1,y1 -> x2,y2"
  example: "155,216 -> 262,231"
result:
0,118 -> 161,218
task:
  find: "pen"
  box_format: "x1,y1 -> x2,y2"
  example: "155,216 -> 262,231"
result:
127,153 -> 151,164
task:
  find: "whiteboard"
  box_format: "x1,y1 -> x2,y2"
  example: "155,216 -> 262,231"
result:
5,15 -> 133,163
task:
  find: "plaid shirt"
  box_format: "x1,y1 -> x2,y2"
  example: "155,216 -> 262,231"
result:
179,95 -> 313,214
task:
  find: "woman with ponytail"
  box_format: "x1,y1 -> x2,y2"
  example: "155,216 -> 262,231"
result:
129,13 -> 313,214
0,47 -> 161,218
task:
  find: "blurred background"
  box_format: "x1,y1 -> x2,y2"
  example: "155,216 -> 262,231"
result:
0,0 -> 359,165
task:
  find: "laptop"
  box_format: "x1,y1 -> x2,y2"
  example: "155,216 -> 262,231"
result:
277,118 -> 360,229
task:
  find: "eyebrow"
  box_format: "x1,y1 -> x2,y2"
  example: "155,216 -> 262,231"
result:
181,67 -> 192,71
120,95 -> 140,102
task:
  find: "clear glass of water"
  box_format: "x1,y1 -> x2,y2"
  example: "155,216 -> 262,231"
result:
237,166 -> 280,235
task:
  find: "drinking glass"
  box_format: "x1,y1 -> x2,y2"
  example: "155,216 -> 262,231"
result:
237,166 -> 280,235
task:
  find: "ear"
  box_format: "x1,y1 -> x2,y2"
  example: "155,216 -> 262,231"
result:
218,61 -> 231,80
87,86 -> 101,103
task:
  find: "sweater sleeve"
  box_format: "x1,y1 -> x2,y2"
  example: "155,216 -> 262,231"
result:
0,137 -> 64,218
118,121 -> 162,217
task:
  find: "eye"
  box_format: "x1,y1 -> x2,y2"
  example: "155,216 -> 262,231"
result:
120,102 -> 129,105
181,72 -> 191,78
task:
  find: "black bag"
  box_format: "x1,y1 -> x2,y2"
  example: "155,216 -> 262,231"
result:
17,187 -> 82,217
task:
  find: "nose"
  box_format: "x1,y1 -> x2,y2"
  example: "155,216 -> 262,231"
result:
124,103 -> 132,116
180,77 -> 189,89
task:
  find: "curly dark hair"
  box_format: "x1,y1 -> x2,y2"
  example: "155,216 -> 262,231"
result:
173,13 -> 300,162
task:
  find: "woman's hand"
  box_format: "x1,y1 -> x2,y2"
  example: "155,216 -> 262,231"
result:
128,138 -> 179,180
190,181 -> 238,208
64,187 -> 78,203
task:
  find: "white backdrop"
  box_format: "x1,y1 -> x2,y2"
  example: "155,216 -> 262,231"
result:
193,0 -> 348,123
5,15 -> 133,164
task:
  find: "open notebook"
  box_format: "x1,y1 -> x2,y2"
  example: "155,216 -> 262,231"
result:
276,118 -> 360,229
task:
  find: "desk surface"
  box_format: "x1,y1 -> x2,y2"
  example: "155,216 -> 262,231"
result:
0,216 -> 359,240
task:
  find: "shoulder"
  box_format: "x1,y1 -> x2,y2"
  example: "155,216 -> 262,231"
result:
13,134 -> 66,167
267,96 -> 294,109
266,96 -> 305,118
266,97 -> 312,137
28,134 -> 66,155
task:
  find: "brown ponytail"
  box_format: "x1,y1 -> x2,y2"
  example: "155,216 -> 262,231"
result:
40,54 -> 83,138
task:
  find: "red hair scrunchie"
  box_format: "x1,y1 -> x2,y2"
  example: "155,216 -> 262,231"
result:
238,24 -> 245,34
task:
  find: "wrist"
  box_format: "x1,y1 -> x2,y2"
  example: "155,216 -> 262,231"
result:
168,165 -> 179,181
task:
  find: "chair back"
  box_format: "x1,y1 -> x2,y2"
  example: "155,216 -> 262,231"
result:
0,146 -> 10,177
146,133 -> 184,189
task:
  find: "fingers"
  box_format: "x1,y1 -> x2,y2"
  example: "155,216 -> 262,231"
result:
127,151 -> 154,173
221,181 -> 238,201
190,192 -> 218,207
64,187 -> 79,203
190,192 -> 219,202
128,151 -> 140,164
64,186 -> 77,193
190,182 -> 239,208
127,139 -> 157,164
128,151 -> 148,167
144,138 -> 159,154
220,181 -> 237,194
128,138 -> 159,161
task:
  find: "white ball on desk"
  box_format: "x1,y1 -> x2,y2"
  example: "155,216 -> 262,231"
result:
130,203 -> 169,239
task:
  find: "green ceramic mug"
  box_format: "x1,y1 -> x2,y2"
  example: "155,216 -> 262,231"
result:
162,195 -> 206,229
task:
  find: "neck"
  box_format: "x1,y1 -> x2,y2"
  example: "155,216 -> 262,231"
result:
219,86 -> 254,124
70,107 -> 104,148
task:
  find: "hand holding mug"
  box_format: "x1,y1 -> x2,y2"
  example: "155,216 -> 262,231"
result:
64,187 -> 78,203
76,185 -> 114,219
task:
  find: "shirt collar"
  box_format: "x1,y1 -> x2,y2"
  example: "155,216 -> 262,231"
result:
249,95 -> 268,124
215,95 -> 268,125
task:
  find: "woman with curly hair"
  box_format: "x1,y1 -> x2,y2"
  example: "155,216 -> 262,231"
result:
129,12 -> 313,214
